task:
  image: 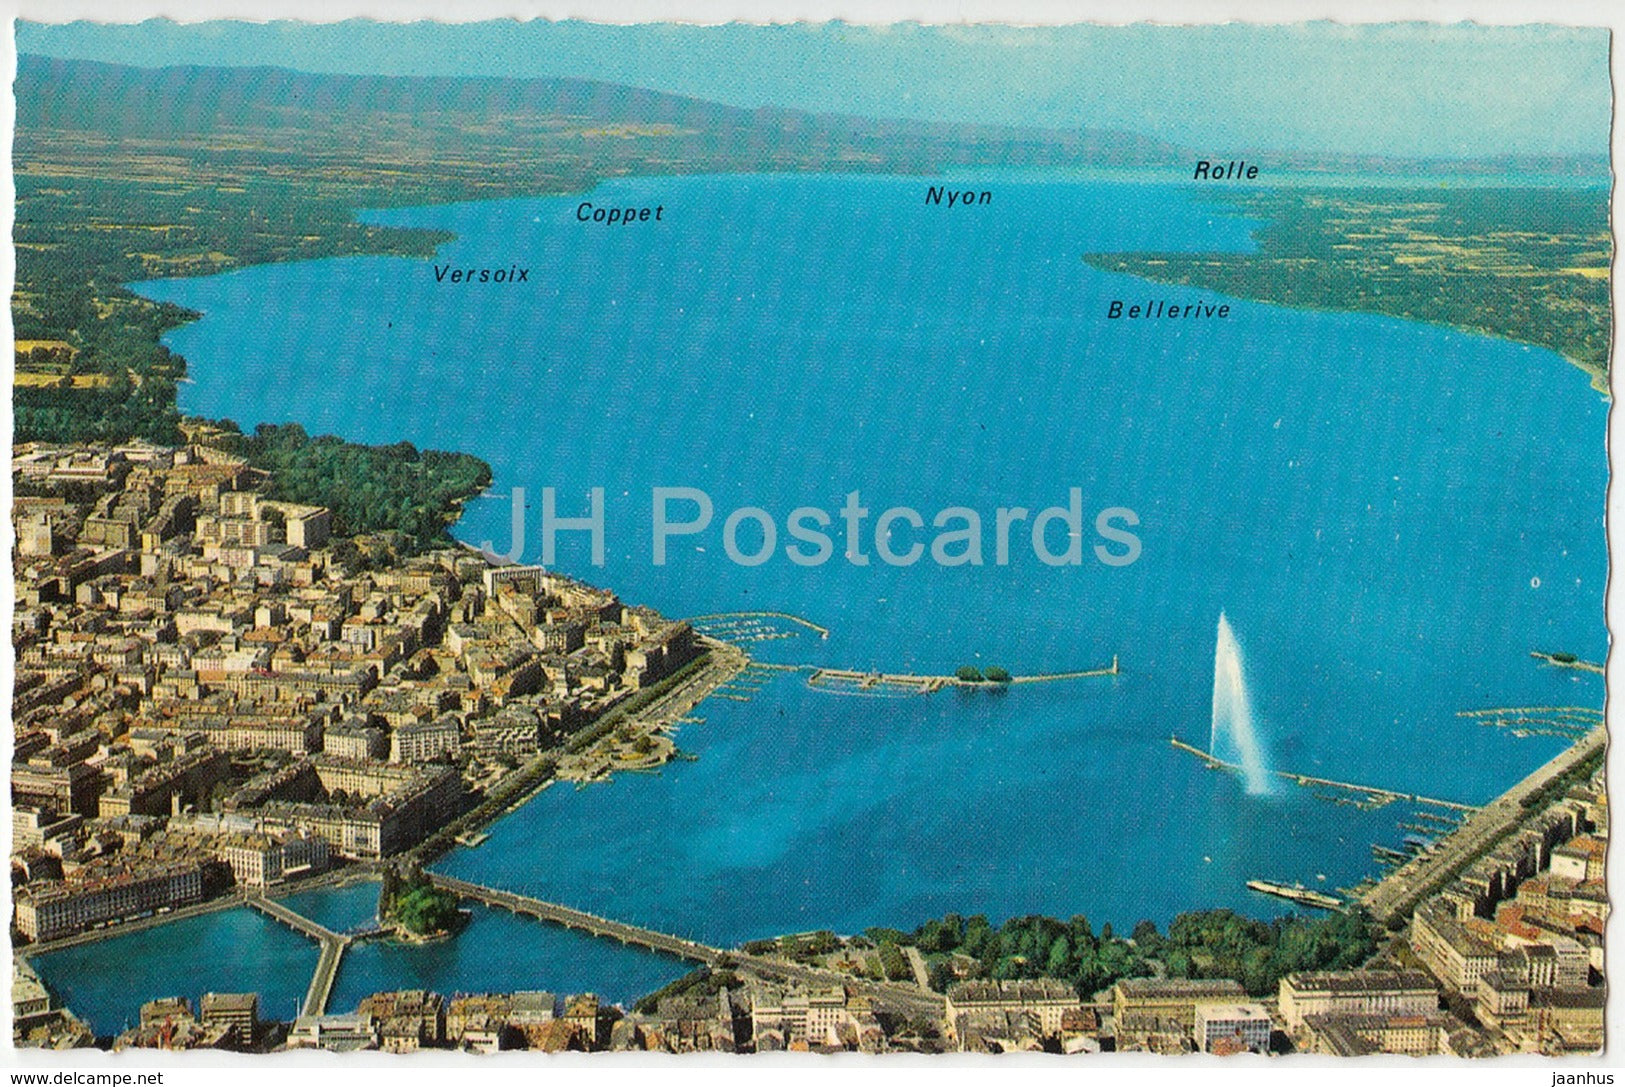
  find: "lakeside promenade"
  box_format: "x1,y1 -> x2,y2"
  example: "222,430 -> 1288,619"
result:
1359,723 -> 1606,922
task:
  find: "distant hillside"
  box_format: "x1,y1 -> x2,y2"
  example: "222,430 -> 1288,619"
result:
18,54 -> 1604,193
17,53 -> 1187,187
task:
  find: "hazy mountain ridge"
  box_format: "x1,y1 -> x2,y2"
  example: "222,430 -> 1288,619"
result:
17,53 -> 1187,172
22,54 -> 1608,178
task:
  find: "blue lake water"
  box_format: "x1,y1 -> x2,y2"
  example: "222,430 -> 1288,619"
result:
279,883 -> 383,932
40,172 -> 1606,1023
326,899 -> 689,1013
30,908 -> 318,1037
279,883 -> 690,1011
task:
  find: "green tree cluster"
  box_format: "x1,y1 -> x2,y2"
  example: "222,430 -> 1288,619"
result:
1135,908 -> 1377,996
394,885 -> 462,935
898,912 -> 1150,997
631,966 -> 742,1015
876,940 -> 911,982
890,906 -> 1376,999
1519,748 -> 1603,811
224,422 -> 492,553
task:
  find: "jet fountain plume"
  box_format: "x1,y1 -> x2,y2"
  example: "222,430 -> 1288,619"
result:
1211,612 -> 1273,795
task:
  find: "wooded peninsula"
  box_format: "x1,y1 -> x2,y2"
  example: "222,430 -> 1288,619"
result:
1085,186 -> 1612,392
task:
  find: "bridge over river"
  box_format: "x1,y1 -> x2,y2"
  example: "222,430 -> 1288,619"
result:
16,868 -> 944,1024
428,874 -> 726,964
428,874 -> 946,1019
244,894 -> 351,1017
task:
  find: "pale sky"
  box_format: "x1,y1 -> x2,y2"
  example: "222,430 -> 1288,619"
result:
16,19 -> 1613,156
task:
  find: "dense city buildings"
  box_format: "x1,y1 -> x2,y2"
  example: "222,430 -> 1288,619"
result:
1401,769 -> 1609,1053
15,861 -> 206,942
10,440 -> 701,945
945,978 -> 1083,1049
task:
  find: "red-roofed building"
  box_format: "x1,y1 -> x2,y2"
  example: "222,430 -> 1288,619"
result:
1495,903 -> 1546,943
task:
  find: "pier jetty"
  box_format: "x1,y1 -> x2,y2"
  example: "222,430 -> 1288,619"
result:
1244,878 -> 1343,912
689,611 -> 832,641
1169,737 -> 1475,812
1529,650 -> 1605,675
809,657 -> 1118,695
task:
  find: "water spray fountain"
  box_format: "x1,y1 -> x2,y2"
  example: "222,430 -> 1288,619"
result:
1211,612 -> 1273,795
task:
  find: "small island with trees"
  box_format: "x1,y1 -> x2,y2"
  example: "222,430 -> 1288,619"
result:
379,863 -> 469,942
